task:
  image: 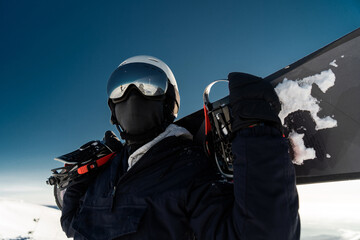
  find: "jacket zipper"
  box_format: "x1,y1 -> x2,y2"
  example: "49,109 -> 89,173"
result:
110,151 -> 153,211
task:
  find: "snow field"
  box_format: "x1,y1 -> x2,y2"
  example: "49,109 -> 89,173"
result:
0,199 -> 68,240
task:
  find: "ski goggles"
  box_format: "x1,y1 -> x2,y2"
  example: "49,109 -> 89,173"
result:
107,62 -> 168,102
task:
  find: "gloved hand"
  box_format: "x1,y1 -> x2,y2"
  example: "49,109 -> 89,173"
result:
103,130 -> 123,152
228,72 -> 282,132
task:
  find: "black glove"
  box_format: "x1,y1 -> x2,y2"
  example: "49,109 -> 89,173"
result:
228,72 -> 282,132
103,130 -> 123,152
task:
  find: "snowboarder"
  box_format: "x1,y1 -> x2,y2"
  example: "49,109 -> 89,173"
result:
61,55 -> 300,240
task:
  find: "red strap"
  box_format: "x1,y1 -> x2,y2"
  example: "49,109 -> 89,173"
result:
203,105 -> 213,156
77,152 -> 116,175
203,105 -> 212,135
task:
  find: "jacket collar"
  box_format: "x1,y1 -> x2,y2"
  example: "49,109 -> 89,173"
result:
127,124 -> 193,170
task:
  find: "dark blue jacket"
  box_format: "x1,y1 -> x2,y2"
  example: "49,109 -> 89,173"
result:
61,126 -> 300,240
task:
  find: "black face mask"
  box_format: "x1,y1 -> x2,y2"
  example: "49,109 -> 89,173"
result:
114,90 -> 165,145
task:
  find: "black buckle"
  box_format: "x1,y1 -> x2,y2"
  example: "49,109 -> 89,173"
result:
87,161 -> 98,172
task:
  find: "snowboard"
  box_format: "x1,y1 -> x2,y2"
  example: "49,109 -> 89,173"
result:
176,28 -> 360,184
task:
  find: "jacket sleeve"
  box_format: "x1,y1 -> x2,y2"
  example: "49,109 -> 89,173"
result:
187,125 -> 300,240
60,173 -> 96,238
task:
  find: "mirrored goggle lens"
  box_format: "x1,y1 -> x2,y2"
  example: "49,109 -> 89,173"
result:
107,62 -> 168,100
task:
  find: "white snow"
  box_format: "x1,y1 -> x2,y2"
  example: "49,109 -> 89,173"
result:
326,154 -> 331,158
341,55 -> 345,58
299,126 -> 307,131
275,69 -> 337,130
289,131 -> 316,164
339,229 -> 360,240
299,69 -> 336,96
0,198 -> 68,240
329,59 -> 338,67
275,68 -> 338,164
298,180 -> 360,240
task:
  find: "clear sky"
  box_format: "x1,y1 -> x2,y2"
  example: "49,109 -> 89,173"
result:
0,0 -> 359,208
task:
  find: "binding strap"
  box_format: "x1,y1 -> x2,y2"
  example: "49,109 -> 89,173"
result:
77,152 -> 116,175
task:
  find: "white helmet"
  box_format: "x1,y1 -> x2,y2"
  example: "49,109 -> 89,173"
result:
107,55 -> 180,124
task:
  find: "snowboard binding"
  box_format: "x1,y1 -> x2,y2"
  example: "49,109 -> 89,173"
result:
203,80 -> 234,178
46,131 -> 121,209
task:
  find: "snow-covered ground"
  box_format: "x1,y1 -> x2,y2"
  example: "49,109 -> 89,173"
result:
298,180 -> 360,240
1,179 -> 360,240
0,199 -> 68,240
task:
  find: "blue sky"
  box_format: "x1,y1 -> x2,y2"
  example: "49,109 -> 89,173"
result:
0,0 -> 359,205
